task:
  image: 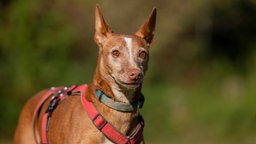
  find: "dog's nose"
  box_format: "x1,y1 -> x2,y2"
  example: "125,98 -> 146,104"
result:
128,69 -> 143,81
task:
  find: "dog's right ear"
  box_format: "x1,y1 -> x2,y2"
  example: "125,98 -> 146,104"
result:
94,4 -> 112,47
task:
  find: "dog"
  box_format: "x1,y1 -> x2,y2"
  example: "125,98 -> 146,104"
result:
14,4 -> 156,144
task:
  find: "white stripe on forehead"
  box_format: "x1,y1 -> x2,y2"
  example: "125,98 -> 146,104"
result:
124,37 -> 132,50
124,37 -> 135,66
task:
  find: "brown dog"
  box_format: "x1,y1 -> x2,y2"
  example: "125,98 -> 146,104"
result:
14,4 -> 156,144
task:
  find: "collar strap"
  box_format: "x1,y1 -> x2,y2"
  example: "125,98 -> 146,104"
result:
94,89 -> 144,112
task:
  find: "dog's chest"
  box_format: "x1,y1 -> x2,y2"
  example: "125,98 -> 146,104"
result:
102,138 -> 114,144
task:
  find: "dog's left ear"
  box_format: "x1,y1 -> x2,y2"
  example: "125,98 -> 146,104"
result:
94,4 -> 113,47
135,7 -> 156,45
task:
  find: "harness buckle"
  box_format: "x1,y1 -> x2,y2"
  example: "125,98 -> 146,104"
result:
92,113 -> 107,130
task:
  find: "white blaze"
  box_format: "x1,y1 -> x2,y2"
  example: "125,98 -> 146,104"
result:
124,37 -> 135,66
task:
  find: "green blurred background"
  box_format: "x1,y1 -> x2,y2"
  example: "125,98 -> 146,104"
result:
1,0 -> 256,143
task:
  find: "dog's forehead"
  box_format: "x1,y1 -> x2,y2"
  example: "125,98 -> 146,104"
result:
104,34 -> 149,49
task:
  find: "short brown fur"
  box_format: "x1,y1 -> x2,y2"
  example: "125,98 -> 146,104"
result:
14,5 -> 156,144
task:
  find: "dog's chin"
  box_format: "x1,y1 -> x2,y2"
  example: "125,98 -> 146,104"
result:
116,80 -> 141,89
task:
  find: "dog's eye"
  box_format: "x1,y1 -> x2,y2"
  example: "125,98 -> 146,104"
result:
138,51 -> 147,59
112,50 -> 120,58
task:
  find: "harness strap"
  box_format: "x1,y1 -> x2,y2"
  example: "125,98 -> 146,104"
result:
32,85 -> 77,144
32,84 -> 144,144
41,113 -> 49,143
32,87 -> 63,144
80,86 -> 144,144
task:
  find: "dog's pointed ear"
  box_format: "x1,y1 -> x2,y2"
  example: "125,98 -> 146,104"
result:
135,7 -> 156,45
94,4 -> 112,47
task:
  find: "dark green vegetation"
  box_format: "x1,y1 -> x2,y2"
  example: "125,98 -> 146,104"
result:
1,0 -> 256,143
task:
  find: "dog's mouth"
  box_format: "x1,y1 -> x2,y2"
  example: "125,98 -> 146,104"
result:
115,79 -> 142,89
120,81 -> 140,86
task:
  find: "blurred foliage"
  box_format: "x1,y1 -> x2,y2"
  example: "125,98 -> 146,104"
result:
1,0 -> 256,143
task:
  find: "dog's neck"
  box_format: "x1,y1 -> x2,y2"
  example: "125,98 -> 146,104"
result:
111,86 -> 138,104
87,66 -> 142,136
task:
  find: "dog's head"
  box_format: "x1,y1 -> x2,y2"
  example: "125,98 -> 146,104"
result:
94,5 -> 156,90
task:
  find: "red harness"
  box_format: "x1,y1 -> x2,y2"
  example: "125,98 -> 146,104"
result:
32,84 -> 144,144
